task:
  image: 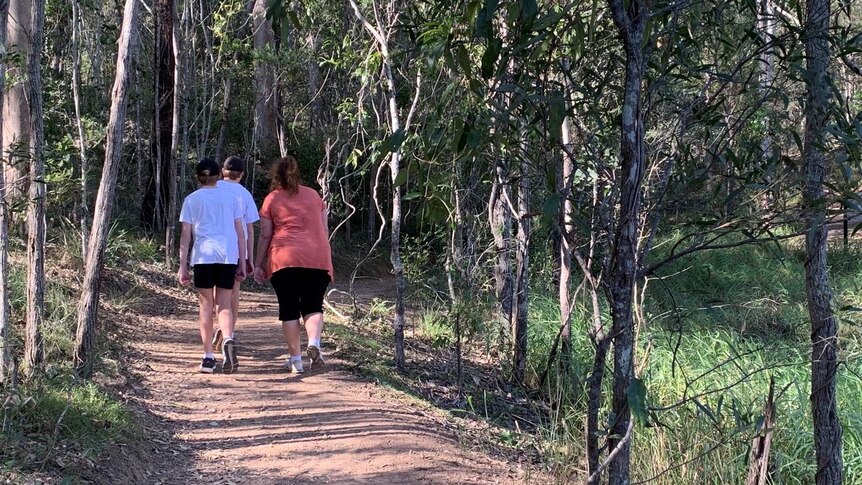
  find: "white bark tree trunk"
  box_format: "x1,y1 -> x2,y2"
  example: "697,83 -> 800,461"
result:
2,0 -> 31,204
348,0 -> 408,371
0,0 -> 11,384
74,0 -> 141,377
71,0 -> 88,259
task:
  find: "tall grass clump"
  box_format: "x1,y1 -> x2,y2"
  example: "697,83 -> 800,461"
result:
529,242 -> 862,483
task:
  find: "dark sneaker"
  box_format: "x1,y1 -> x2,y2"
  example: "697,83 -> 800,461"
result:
199,357 -> 216,374
212,328 -> 224,352
222,339 -> 239,374
307,345 -> 325,370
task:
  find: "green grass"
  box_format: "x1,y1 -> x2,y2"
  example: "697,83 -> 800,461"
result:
525,243 -> 862,483
1,228 -> 154,480
1,379 -> 135,454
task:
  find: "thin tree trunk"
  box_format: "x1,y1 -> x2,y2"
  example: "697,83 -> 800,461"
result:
307,29 -> 323,133
214,62 -> 235,164
607,0 -> 649,482
559,62 -> 576,361
802,0 -> 843,482
384,66 -> 406,373
165,0 -> 183,266
74,0 -> 141,377
23,0 -> 46,380
71,0 -> 89,259
512,157 -> 530,385
745,378 -> 776,485
490,160 -> 514,353
347,0 -> 407,371
2,0 -> 31,205
0,0 -> 11,384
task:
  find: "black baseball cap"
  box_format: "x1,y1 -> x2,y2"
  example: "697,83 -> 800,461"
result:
223,156 -> 245,172
196,158 -> 220,177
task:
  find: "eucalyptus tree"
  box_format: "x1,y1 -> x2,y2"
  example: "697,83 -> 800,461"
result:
24,0 -> 47,380
0,0 -> 10,384
2,0 -> 30,204
802,0 -> 843,481
74,0 -> 142,377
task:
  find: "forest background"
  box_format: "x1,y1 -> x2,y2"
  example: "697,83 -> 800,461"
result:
1,0 -> 862,483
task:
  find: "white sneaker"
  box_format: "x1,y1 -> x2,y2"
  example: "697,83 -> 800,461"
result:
285,358 -> 304,374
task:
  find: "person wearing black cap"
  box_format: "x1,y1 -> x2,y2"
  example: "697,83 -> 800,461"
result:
211,156 -> 259,351
177,158 -> 247,374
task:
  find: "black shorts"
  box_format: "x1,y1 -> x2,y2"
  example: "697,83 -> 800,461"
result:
194,263 -> 237,290
270,268 -> 330,321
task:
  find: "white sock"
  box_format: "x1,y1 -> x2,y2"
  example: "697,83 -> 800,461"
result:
204,353 -> 215,359
290,355 -> 302,362
308,338 -> 321,348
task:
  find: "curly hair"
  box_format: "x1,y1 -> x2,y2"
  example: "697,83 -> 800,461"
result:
269,155 -> 301,195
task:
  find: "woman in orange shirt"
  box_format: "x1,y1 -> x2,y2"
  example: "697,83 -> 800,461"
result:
253,155 -> 334,373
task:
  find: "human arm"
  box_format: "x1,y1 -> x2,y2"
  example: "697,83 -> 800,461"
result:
234,217 -> 247,279
246,223 -> 255,274
254,217 -> 273,283
177,222 -> 192,286
321,204 -> 329,238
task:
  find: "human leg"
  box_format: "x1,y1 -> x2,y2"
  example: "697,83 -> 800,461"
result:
271,268 -> 304,372
298,269 -> 330,368
213,264 -> 239,373
198,289 -> 215,355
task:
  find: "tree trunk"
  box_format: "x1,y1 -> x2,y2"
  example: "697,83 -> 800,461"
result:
745,378 -> 776,485
383,61 -> 406,373
23,0 -> 46,381
252,0 -> 280,157
74,0 -> 141,377
347,0 -> 407,371
511,157 -> 529,385
71,0 -> 89,259
559,63 -> 576,360
607,0 -> 649,482
214,59 -> 235,164
490,160 -> 514,353
0,0 -> 11,384
802,0 -> 843,482
165,0 -> 183,266
2,0 -> 31,205
141,0 -> 175,231
307,29 -> 323,133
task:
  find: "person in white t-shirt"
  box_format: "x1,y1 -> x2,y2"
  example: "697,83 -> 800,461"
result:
178,158 -> 247,374
211,156 -> 260,351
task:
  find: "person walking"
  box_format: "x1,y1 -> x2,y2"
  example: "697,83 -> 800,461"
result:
253,155 -> 333,373
211,156 -> 259,351
178,158 -> 247,374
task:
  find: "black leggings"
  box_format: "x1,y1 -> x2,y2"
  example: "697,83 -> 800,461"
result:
270,267 -> 330,321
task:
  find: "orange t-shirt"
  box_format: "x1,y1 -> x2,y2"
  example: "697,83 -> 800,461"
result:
260,186 -> 334,281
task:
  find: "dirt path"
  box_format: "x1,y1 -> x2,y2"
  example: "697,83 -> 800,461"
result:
128,286 -> 532,484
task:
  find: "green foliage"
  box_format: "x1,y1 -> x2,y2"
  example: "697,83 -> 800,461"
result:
526,243 -> 862,483
418,308 -> 454,348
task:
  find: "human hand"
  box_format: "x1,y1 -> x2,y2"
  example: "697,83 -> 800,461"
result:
178,267 -> 191,286
246,259 -> 255,275
236,264 -> 247,281
253,267 -> 266,284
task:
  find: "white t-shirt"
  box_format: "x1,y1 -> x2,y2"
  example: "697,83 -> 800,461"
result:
179,186 -> 243,266
216,179 -> 259,240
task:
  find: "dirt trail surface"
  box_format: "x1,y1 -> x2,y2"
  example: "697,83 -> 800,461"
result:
127,286 -> 532,484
